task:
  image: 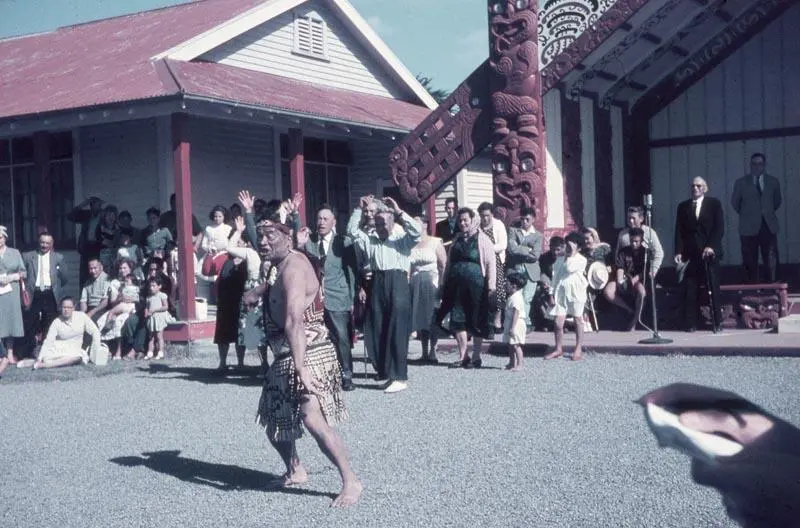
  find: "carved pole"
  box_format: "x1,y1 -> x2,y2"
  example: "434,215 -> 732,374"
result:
488,0 -> 547,231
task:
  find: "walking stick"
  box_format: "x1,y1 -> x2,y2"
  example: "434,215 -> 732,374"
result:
704,255 -> 720,334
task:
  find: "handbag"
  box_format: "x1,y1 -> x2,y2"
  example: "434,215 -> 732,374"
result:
20,279 -> 32,310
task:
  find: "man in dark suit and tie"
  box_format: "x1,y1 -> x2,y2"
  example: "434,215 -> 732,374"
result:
674,177 -> 724,333
731,153 -> 782,283
22,232 -> 68,355
299,205 -> 358,391
434,197 -> 458,246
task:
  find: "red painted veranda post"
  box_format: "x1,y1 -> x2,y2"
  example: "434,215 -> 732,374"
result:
390,1 -> 545,229
171,113 -> 197,321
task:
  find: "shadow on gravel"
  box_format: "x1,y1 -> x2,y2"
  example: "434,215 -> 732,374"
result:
138,364 -> 263,386
109,450 -> 336,498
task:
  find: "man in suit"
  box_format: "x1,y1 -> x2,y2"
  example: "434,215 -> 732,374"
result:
506,206 -> 543,328
22,232 -> 68,357
67,196 -> 104,287
731,153 -> 782,283
300,205 -> 358,391
434,197 -> 458,246
674,177 -> 724,333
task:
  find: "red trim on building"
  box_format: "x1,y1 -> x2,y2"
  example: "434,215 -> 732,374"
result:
171,113 -> 197,321
593,103 -> 615,241
560,89 -> 583,229
33,132 -> 52,234
426,196 -> 436,236
164,320 -> 216,342
288,128 -> 305,226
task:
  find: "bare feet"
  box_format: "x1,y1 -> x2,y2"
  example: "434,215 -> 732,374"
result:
267,466 -> 309,488
8,354 -> 17,365
123,351 -> 136,361
510,366 -> 523,372
544,349 -> 563,360
572,346 -> 583,361
331,479 -> 363,508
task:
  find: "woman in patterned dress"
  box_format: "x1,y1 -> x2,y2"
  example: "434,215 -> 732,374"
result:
409,216 -> 447,363
477,202 -> 508,333
436,208 -> 496,369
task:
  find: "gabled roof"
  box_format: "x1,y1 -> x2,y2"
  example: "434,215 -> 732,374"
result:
0,0 -> 436,127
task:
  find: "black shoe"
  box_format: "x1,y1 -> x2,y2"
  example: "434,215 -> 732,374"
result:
342,378 -> 355,391
461,357 -> 472,369
686,327 -> 696,333
471,359 -> 482,369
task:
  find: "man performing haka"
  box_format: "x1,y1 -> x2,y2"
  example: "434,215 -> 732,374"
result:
247,211 -> 362,507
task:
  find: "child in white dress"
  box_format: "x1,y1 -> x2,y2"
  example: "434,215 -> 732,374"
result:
145,276 -> 174,360
546,232 -> 588,361
503,273 -> 528,371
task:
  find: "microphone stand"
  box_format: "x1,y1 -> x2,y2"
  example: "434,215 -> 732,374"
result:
639,202 -> 673,345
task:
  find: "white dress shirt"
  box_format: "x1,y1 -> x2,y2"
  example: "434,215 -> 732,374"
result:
693,196 -> 704,219
36,251 -> 52,288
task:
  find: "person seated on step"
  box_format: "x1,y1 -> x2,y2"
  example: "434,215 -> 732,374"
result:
17,296 -> 102,369
533,236 -> 565,331
603,228 -> 649,331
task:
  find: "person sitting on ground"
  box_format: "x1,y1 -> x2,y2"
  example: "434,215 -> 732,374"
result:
80,258 -> 110,323
17,297 -> 101,370
503,273 -> 528,372
604,227 -> 649,331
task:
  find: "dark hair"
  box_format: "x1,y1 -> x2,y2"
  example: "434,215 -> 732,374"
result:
147,276 -> 164,288
254,198 -> 268,210
230,203 -> 242,213
146,207 -> 161,218
38,231 -> 53,240
119,227 -> 135,238
629,227 -> 645,239
146,257 -> 164,270
751,152 -> 766,163
506,272 -> 527,290
118,210 -> 132,220
565,231 -> 585,250
456,207 -> 475,219
477,202 -> 493,214
445,197 -> 458,208
103,205 -> 118,214
626,206 -> 644,217
60,296 -> 76,307
549,236 -> 565,249
317,203 -> 335,217
87,258 -> 102,267
259,200 -> 285,225
208,205 -> 229,222
520,206 -> 536,218
116,258 -> 136,275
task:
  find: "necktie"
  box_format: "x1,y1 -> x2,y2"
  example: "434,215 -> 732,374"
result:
693,200 -> 700,219
318,237 -> 327,268
755,176 -> 762,195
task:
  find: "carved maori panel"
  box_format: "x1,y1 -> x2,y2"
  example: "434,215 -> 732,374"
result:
540,0 -> 649,93
488,0 -> 547,229
538,0 -> 617,67
390,63 -> 493,204
633,0 -> 794,117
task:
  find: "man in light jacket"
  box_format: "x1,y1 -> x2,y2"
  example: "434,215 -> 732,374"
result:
506,206 -> 543,328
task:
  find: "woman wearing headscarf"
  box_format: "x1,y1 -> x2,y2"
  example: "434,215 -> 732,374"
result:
436,208 -> 496,368
0,225 -> 26,370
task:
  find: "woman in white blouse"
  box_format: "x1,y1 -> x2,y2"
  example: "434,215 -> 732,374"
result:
17,297 -> 101,369
198,205 -> 232,254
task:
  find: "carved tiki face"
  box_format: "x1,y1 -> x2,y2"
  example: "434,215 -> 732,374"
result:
489,1 -> 536,54
492,113 -> 545,221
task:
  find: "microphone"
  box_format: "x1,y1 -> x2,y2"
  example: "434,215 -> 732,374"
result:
643,194 -> 653,209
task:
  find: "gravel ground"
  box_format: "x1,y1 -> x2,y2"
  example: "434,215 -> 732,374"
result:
1,341 -> 798,528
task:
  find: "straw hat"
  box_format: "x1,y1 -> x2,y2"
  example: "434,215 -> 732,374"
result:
587,261 -> 609,290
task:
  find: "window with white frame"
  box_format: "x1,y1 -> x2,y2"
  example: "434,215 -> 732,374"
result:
0,133 -> 75,250
293,14 -> 328,60
280,134 -> 351,233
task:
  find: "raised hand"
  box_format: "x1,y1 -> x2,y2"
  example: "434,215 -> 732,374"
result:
382,196 -> 399,214
238,190 -> 255,213
290,192 -> 304,212
296,226 -> 311,246
234,216 -> 245,233
359,195 -> 373,209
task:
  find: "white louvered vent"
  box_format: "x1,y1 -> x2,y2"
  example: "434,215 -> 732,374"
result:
293,14 -> 328,60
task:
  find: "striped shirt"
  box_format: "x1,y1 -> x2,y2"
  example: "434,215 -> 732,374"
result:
346,209 -> 421,272
80,272 -> 110,308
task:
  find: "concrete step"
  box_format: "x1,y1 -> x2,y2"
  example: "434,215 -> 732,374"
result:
778,314 -> 800,333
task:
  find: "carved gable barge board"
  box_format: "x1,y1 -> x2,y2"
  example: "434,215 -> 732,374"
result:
633,0 -> 796,119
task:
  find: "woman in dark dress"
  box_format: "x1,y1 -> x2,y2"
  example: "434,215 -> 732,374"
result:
436,208 -> 496,368
212,252 -> 247,373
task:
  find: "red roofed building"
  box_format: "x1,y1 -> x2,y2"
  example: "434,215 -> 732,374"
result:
0,0 -> 458,334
